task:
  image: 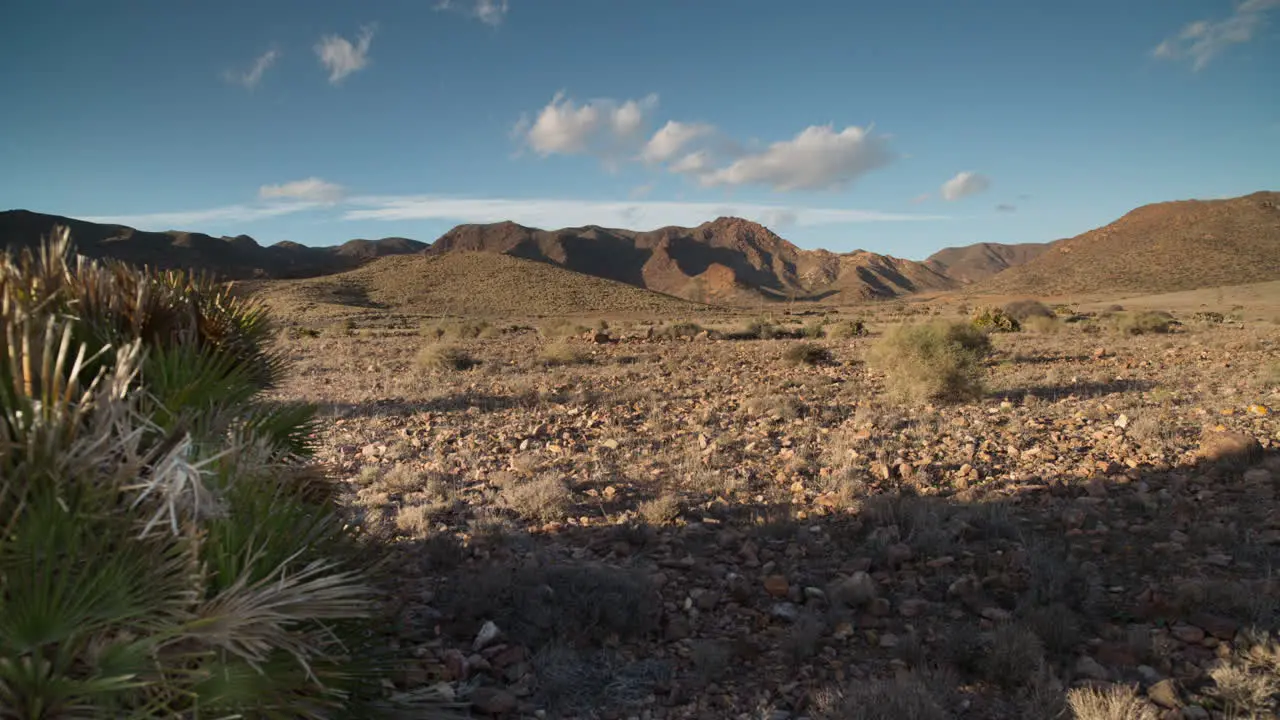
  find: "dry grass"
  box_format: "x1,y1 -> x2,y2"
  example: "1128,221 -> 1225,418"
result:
1066,685 -> 1159,720
502,474 -> 572,523
867,321 -> 992,403
540,341 -> 590,366
784,341 -> 835,366
416,343 -> 477,371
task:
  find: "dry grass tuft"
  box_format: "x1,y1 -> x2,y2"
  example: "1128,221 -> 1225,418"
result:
811,674 -> 948,720
540,341 -> 590,366
1066,684 -> 1159,720
502,474 -> 572,523
416,343 -> 478,371
784,342 -> 835,366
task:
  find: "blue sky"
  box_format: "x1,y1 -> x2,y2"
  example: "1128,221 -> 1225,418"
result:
1,0 -> 1277,259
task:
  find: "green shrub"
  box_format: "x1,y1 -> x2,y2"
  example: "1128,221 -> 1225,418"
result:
416,343 -> 478,371
1003,299 -> 1054,322
1114,310 -> 1177,335
0,230 -> 407,717
867,321 -> 992,403
971,306 -> 1021,332
784,342 -> 835,366
825,320 -> 868,339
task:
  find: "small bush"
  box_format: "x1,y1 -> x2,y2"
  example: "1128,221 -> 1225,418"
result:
736,317 -> 784,340
868,321 -> 992,403
541,318 -> 592,339
1114,310 -> 1177,335
655,321 -> 704,340
639,494 -> 682,525
801,319 -> 828,338
811,674 -> 948,720
981,623 -> 1046,689
826,319 -> 868,339
416,343 -> 477,371
971,305 -> 1022,332
1066,685 -> 1159,720
784,342 -> 835,366
1023,315 -> 1060,334
1003,299 -> 1055,322
540,341 -> 590,366
503,474 -> 572,523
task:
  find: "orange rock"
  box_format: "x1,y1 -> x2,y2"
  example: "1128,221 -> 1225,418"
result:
764,575 -> 790,598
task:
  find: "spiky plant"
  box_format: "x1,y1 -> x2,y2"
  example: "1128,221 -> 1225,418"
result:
0,229 -> 448,718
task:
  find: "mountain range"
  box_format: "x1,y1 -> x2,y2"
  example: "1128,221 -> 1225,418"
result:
3,190 -> 1278,304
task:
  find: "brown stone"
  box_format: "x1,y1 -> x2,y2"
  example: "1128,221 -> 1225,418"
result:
764,575 -> 790,598
471,687 -> 518,715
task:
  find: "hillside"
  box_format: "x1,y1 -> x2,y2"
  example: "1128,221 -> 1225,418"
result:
428,216 -> 956,304
255,251 -> 702,318
977,191 -> 1280,297
924,242 -> 1051,284
0,209 -> 427,279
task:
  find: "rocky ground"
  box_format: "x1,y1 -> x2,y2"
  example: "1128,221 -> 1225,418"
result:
273,310 -> 1280,719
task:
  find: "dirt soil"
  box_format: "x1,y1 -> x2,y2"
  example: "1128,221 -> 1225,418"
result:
271,304 -> 1280,719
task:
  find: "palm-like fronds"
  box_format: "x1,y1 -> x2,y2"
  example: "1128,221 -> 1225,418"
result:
0,228 -> 402,718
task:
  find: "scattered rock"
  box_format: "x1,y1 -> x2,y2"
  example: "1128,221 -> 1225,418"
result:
1197,430 -> 1262,465
771,602 -> 800,623
1147,678 -> 1181,709
1075,655 -> 1109,681
764,575 -> 790,598
473,620 -> 502,651
471,686 -> 518,715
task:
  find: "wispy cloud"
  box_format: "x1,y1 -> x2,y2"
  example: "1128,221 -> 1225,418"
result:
342,195 -> 946,230
640,121 -> 717,164
223,49 -> 280,90
259,177 -> 346,204
315,24 -> 376,85
514,91 -> 659,165
995,203 -> 1017,213
1153,0 -> 1280,70
436,0 -> 510,26
81,202 -> 319,230
940,171 -> 991,201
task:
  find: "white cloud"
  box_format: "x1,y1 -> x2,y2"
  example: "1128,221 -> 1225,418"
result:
1153,0 -> 1280,70
81,202 -> 319,230
911,193 -> 931,204
669,150 -> 716,175
696,124 -> 894,191
342,194 -> 945,230
640,121 -> 717,163
940,171 -> 991,201
436,0 -> 510,26
258,177 -> 346,204
223,49 -> 280,90
517,92 -> 659,161
315,25 -> 376,85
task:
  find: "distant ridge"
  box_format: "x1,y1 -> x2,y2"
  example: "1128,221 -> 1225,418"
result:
924,242 -> 1052,284
0,209 -> 427,279
428,216 -> 957,304
976,191 -> 1280,296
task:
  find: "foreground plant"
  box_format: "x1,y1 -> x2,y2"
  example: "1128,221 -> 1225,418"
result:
867,321 -> 992,403
0,230 -> 438,718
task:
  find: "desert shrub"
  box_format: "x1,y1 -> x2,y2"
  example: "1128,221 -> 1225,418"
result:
541,318 -> 591,339
1114,310 -> 1177,335
429,318 -> 496,340
801,319 -> 828,338
826,319 -> 868,339
784,342 -> 835,366
416,343 -> 477,371
971,305 -> 1022,332
1023,315 -> 1061,334
1205,630 -> 1280,718
1066,685 -> 1159,720
540,341 -> 590,366
733,317 -> 785,340
655,321 -> 704,340
1003,299 -> 1055,322
0,230 -> 402,716
502,474 -> 572,523
1192,310 -> 1225,324
811,674 -> 948,720
981,623 -> 1046,689
868,321 -> 992,403
638,493 -> 682,525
